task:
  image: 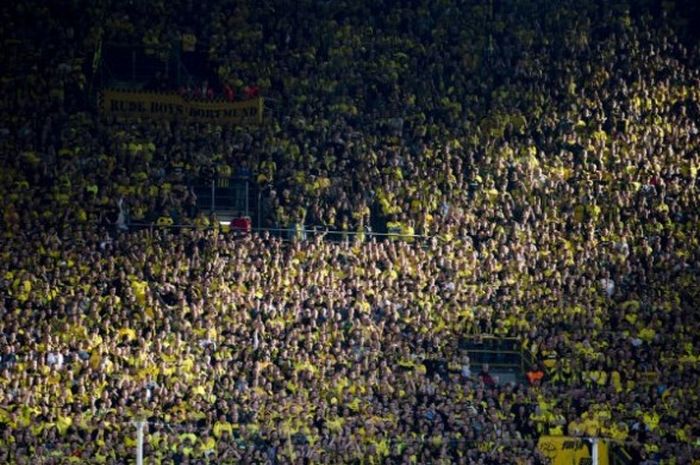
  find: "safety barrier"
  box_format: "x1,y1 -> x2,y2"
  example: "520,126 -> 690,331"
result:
460,336 -> 535,374
119,221 -> 436,245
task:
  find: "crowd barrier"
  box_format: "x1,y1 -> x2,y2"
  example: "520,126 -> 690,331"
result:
119,221 -> 437,244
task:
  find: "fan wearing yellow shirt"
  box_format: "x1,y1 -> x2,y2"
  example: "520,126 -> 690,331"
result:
198,433 -> 217,455
213,415 -> 234,439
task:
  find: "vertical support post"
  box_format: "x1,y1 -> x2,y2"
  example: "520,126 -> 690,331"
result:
136,420 -> 145,465
245,180 -> 250,218
211,179 -> 216,212
591,437 -> 599,465
132,50 -> 137,81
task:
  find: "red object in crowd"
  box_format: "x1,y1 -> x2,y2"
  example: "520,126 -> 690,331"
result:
526,368 -> 545,385
479,369 -> 495,386
223,84 -> 236,102
243,85 -> 260,99
231,216 -> 252,234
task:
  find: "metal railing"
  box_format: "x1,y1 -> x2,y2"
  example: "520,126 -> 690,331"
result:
192,176 -> 250,217
119,221 -> 435,244
460,336 -> 535,374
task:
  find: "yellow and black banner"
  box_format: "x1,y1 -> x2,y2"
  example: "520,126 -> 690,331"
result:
100,89 -> 263,125
537,436 -> 609,465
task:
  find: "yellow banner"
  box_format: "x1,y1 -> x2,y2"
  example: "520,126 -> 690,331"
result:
537,436 -> 609,465
100,90 -> 263,125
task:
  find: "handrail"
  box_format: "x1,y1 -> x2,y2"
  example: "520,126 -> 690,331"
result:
250,226 -> 432,239
121,221 -> 435,242
461,335 -> 520,342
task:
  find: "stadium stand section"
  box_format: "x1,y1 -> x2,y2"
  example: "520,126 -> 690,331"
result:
0,1 -> 699,464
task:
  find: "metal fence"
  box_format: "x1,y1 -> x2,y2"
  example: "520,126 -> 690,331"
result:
192,176 -> 250,216
460,335 -> 535,374
121,221 -> 435,246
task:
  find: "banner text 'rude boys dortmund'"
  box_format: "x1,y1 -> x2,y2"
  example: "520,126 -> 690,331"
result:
101,90 -> 263,125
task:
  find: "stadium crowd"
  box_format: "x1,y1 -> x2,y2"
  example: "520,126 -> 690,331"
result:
1,0 -> 700,464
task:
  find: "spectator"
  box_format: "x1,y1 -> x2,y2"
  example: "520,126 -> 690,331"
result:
526,364 -> 545,387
